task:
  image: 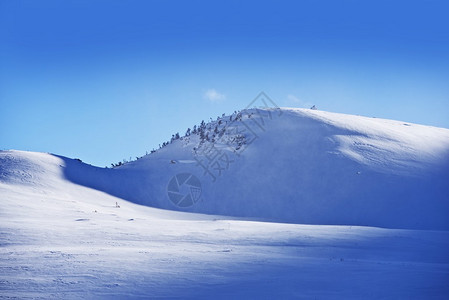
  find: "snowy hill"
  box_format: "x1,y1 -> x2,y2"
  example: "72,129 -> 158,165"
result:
20,107 -> 448,230
2,108 -> 449,298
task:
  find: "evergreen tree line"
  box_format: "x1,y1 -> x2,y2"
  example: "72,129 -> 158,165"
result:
109,110 -> 248,168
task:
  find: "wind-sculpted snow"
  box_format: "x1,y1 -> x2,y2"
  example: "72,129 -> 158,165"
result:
300,108 -> 449,174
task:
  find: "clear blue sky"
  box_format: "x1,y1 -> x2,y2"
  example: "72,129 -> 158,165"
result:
1,0 -> 448,167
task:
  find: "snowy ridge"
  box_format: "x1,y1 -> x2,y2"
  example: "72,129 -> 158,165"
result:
53,108 -> 449,230
2,108 -> 449,230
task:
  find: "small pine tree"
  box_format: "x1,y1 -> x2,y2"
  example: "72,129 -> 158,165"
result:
219,127 -> 226,138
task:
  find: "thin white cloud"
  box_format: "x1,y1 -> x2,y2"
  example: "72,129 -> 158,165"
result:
203,89 -> 226,103
287,94 -> 313,108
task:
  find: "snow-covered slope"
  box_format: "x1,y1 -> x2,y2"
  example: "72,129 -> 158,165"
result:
33,108 -> 449,230
1,149 -> 449,299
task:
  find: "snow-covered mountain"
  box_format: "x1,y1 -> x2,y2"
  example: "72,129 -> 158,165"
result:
12,107 -> 447,230
1,108 -> 449,299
